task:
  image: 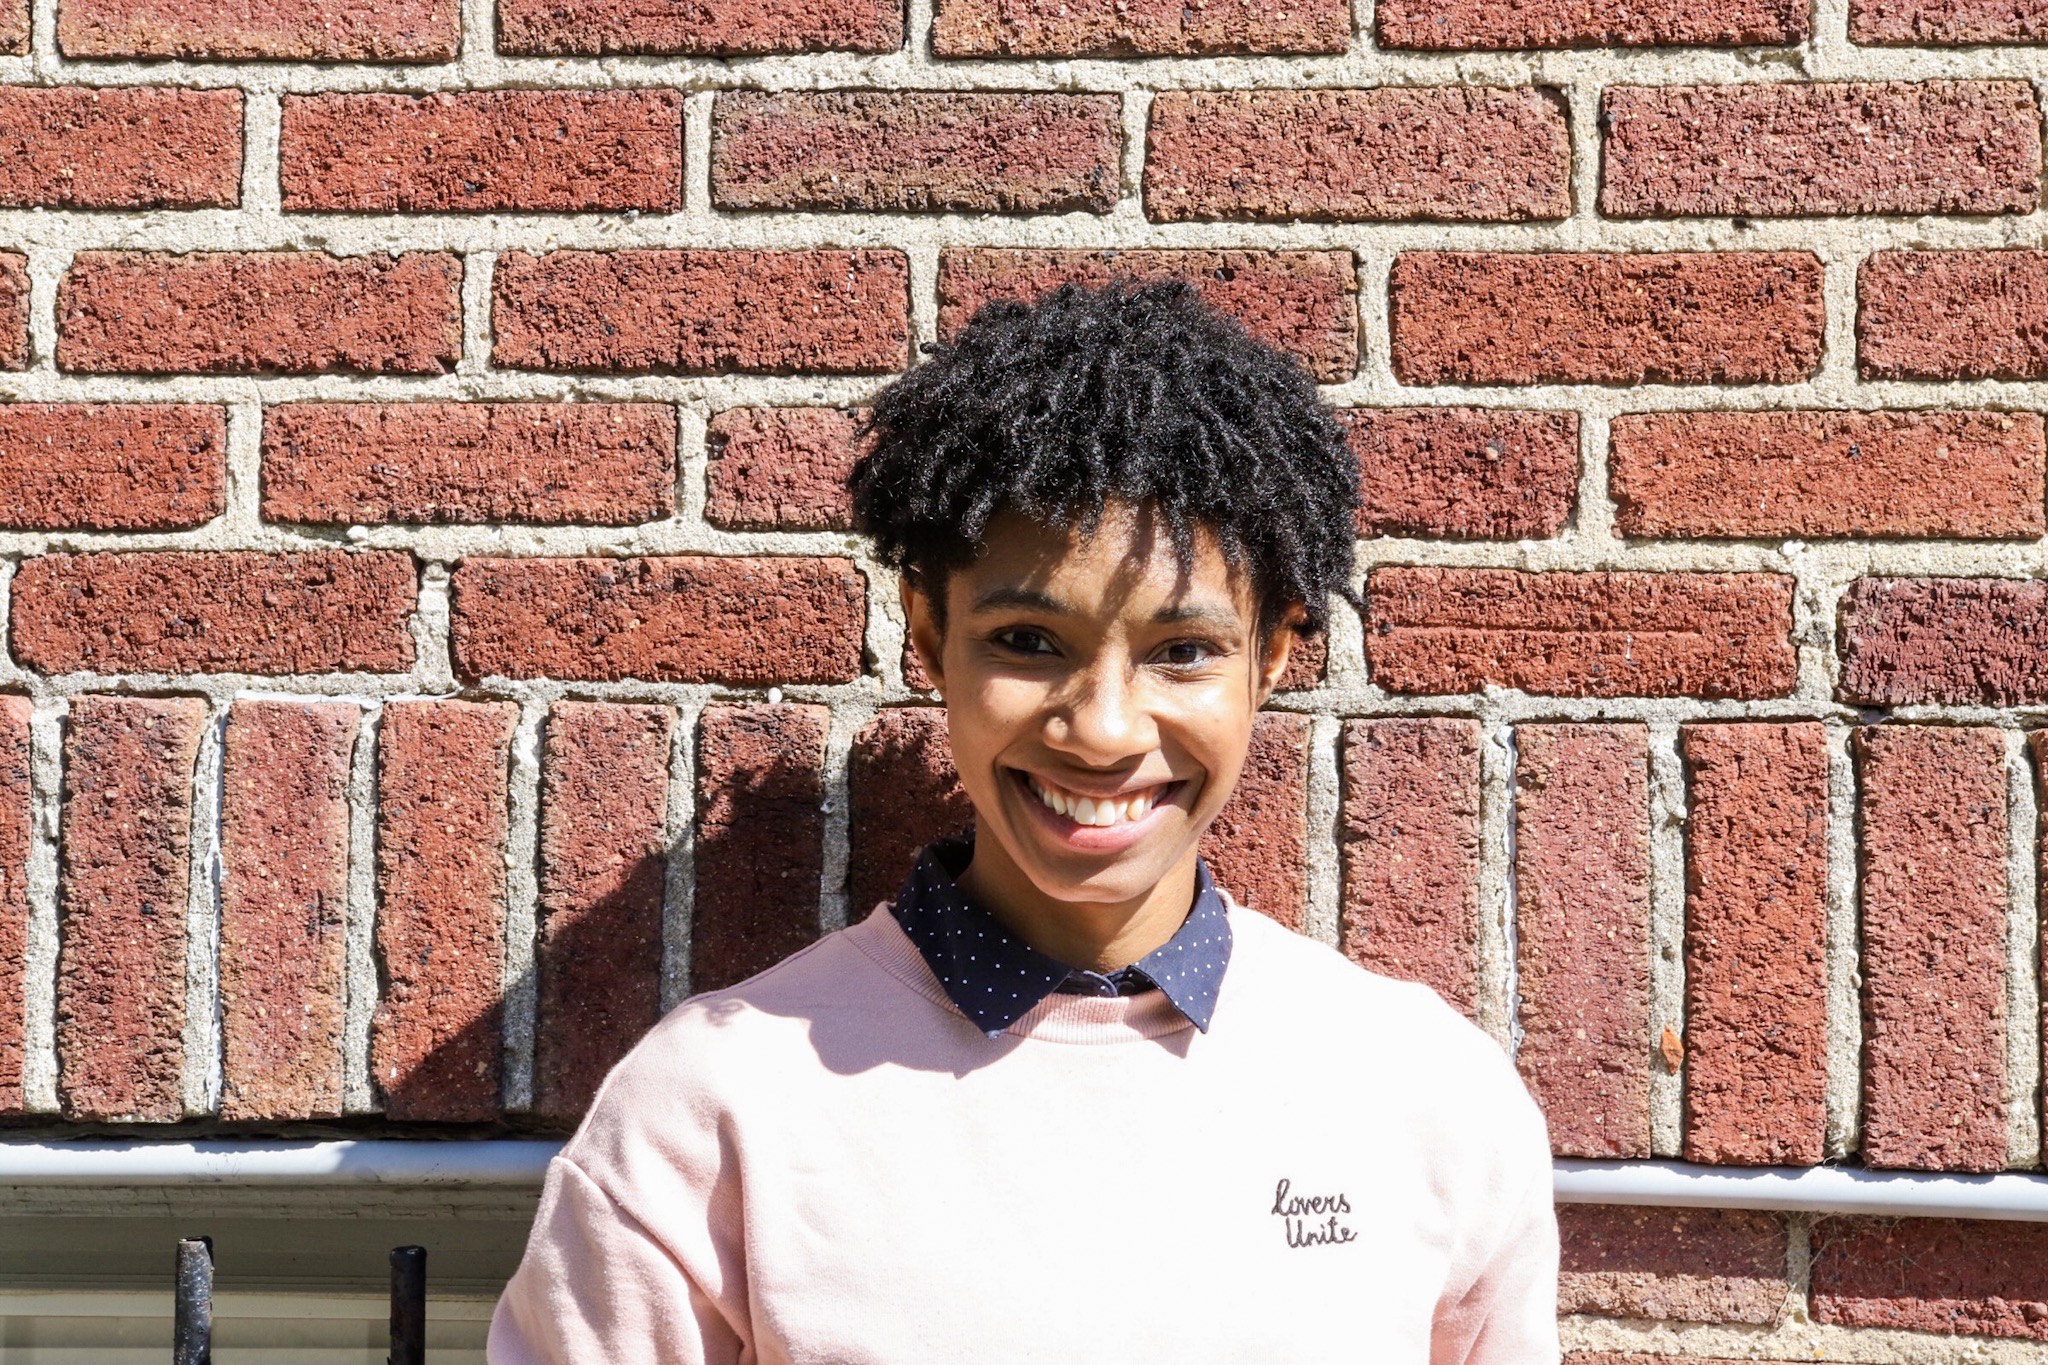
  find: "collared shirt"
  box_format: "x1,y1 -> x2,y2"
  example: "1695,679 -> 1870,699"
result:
888,833 -> 1232,1038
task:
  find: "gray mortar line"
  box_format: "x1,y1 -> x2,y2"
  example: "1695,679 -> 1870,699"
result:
342,698 -> 377,1113
460,250 -> 496,377
685,91 -> 714,221
1785,1213 -> 1815,1323
221,401 -> 262,532
1824,719 -> 1864,1161
500,698 -> 543,1113
21,696 -> 62,1112
675,404 -> 708,527
659,698 -> 702,1010
181,701 -> 226,1117
242,91 -> 281,218
413,560 -> 458,694
1646,719 -> 1688,1159
1115,88 -> 1150,227
1575,412 -> 1616,541
818,696 -> 872,935
1302,713 -> 1342,949
2004,728 -> 2042,1169
1353,246 -> 1391,389
23,246 -> 59,376
1491,723 -> 1524,1055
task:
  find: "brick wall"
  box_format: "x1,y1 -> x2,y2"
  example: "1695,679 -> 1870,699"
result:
0,0 -> 2045,1355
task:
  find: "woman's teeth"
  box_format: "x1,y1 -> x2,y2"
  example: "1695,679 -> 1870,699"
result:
1027,775 -> 1160,827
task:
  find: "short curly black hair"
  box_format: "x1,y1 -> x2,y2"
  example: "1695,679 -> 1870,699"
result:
847,278 -> 1361,644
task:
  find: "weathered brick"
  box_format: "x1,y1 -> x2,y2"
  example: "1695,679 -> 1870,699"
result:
262,403 -> 673,527
0,0 -> 22,51
849,708 -> 975,918
56,696 -> 206,1123
1839,577 -> 2048,706
1342,408 -> 1577,540
498,0 -> 901,55
0,88 -> 242,210
493,250 -> 908,375
705,407 -> 862,531
1379,0 -> 1807,47
714,92 -> 1119,214
1558,1206 -> 1790,1324
449,556 -> 866,684
218,701 -> 357,1123
534,702 -> 670,1124
1365,568 -> 1798,700
372,701 -> 516,1123
59,252 -> 461,377
1197,713 -> 1309,931
11,551 -> 417,677
1852,0 -> 2048,43
0,405 -> 226,532
1513,724 -> 1652,1158
1611,411 -> 2046,540
0,254 -> 27,372
693,705 -> 829,994
281,91 -> 683,214
940,249 -> 1358,383
1679,723 -> 1830,1166
1338,718 -> 1483,1016
1856,725 -> 2010,1172
1813,1217 -> 2048,1338
933,0 -> 1350,54
1603,82 -> 2040,218
1145,88 -> 1569,224
1861,250 -> 2048,380
1389,252 -> 1825,386
0,697 -> 30,1113
59,0 -> 458,58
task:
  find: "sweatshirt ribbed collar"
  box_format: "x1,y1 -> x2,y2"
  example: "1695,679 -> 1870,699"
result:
887,835 -> 1232,1039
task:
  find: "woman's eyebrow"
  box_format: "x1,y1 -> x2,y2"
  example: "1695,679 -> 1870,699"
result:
969,586 -> 1070,614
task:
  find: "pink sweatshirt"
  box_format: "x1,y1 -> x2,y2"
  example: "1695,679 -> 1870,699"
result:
488,895 -> 1560,1363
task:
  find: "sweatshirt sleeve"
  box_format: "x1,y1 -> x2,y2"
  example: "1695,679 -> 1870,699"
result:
487,1154 -> 747,1365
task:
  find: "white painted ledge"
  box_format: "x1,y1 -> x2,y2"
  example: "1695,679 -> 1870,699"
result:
0,1143 -> 2044,1220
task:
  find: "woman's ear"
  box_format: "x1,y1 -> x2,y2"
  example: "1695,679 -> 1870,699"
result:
1252,604 -> 1308,707
900,572 -> 947,699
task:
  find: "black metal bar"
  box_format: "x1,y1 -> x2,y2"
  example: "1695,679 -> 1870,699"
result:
389,1244 -> 427,1365
173,1236 -> 212,1365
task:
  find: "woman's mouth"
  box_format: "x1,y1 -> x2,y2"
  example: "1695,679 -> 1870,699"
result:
1008,768 -> 1185,851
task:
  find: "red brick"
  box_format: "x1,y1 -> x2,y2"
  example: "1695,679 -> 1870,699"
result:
1602,82 -> 2040,218
1198,713 -> 1309,931
0,88 -> 241,210
1856,725 -> 2009,1172
0,405 -> 226,532
932,0 -> 1350,54
1558,1205 -> 1789,1324
940,249 -> 1358,383
0,254 -> 27,372
1338,718 -> 1483,1016
218,701 -> 356,1123
1365,568 -> 1797,700
372,701 -> 516,1123
1612,410 -> 2046,540
1839,576 -> 2048,706
1852,0 -> 2048,43
1389,252 -> 1825,386
1145,88 -> 1569,224
498,0 -> 901,55
0,0 -> 22,52
1813,1217 -> 2048,1337
262,403 -> 673,527
1513,723 -> 1652,1158
59,252 -> 461,377
693,705 -> 828,994
1679,724 -> 1829,1166
55,696 -> 206,1123
849,708 -> 974,918
59,0 -> 458,58
0,697 -> 29,1114
449,556 -> 865,684
493,249 -> 907,375
535,702 -> 670,1124
1343,408 -> 1577,540
714,92 -> 1119,214
1861,250 -> 2048,381
705,407 -> 861,531
1379,0 -> 1806,47
281,91 -> 682,214
10,550 -> 416,677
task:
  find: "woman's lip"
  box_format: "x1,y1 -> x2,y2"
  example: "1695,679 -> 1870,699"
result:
1006,768 -> 1183,853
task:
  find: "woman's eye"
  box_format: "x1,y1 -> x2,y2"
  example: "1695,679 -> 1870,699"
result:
1159,641 -> 1216,668
993,628 -> 1054,655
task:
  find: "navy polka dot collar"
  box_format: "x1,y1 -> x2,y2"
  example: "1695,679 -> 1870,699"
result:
888,834 -> 1232,1039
